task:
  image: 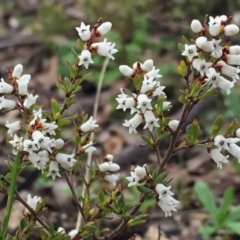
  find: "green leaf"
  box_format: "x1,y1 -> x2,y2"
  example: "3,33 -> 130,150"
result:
199,89 -> 218,100
226,206 -> 240,221
192,119 -> 200,143
154,171 -> 167,184
211,116 -> 223,137
225,119 -> 238,135
178,95 -> 188,105
20,218 -> 27,231
190,81 -> 201,96
133,74 -> 143,90
51,98 -> 61,120
194,181 -> 218,217
156,132 -> 171,143
224,221 -> 240,235
137,186 -> 151,193
177,60 -> 186,76
178,43 -> 184,52
217,188 -> 233,224
182,36 -> 188,44
98,190 -> 105,204
199,224 -> 217,239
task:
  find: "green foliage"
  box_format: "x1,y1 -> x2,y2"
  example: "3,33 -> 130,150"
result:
194,181 -> 240,239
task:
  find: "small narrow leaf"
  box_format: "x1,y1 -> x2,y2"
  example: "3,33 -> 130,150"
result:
212,115 -> 223,137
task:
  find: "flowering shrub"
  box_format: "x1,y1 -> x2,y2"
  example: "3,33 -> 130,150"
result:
1,14 -> 240,240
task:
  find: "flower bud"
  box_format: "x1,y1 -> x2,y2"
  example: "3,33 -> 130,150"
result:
16,74 -> 31,95
196,36 -> 208,49
109,163 -> 120,172
135,165 -> 147,179
53,139 -> 64,149
224,24 -> 239,36
97,22 -> 112,36
226,55 -> 240,65
141,59 -> 153,72
99,162 -> 110,172
119,65 -> 134,77
191,19 -> 203,33
236,128 -> 240,138
12,64 -> 23,78
104,154 -> 113,161
0,78 -> 13,94
229,45 -> 240,55
168,120 -> 179,131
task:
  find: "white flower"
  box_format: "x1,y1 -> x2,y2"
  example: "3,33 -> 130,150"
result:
46,161 -> 61,180
152,82 -> 166,97
182,44 -> 198,61
53,138 -> 64,149
23,139 -> 38,154
226,55 -> 240,65
228,143 -> 240,163
32,131 -> 54,152
196,36 -> 209,50
23,93 -> 38,109
156,184 -> 179,217
119,65 -> 134,77
143,110 -> 160,132
208,16 -> 221,36
9,134 -> 23,155
123,113 -> 144,134
210,39 -> 223,58
75,22 -> 91,41
78,50 -> 94,69
137,94 -> 152,112
68,229 -> 78,239
104,174 -> 119,186
0,96 -> 16,110
5,121 -> 21,136
57,227 -> 66,234
28,152 -> 49,172
140,76 -> 156,93
82,141 -> 96,154
168,120 -> 179,131
236,128 -> 240,138
42,122 -> 58,135
218,60 -> 240,82
126,165 -> 147,187
80,116 -> 99,132
206,68 -> 234,95
56,153 -> 76,169
97,22 -> 112,36
145,67 -> 162,80
0,78 -> 13,94
92,40 -> 118,60
16,74 -> 31,95
29,109 -> 44,126
191,19 -> 203,33
12,64 -> 23,78
116,90 -> 136,111
98,155 -> 120,172
209,148 -> 229,169
141,59 -> 154,72
214,135 -> 229,151
25,194 -> 42,213
229,45 -> 240,55
224,24 -> 239,36
134,165 -> 147,179
192,59 -> 212,77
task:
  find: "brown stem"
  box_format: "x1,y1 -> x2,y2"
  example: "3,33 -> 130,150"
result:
62,170 -> 86,223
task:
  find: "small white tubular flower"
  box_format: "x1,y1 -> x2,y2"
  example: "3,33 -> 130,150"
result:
229,45 -> 240,55
228,143 -> 240,163
52,138 -> 64,149
152,84 -> 166,98
208,16 -> 221,36
168,120 -> 179,131
0,96 -> 16,110
97,22 -> 112,36
104,174 -> 119,186
25,194 -> 42,213
192,59 -> 211,76
236,128 -> 240,138
23,139 -> 38,154
68,229 -> 78,239
39,137 -> 55,153
145,67 -> 162,80
16,74 -> 31,95
137,94 -> 152,112
78,50 -> 94,69
75,22 -> 91,41
119,65 -> 134,77
28,152 -> 48,171
210,39 -> 223,58
224,24 -> 239,36
214,135 -> 229,151
0,78 -> 13,94
42,122 -> 58,135
218,60 -> 240,82
140,76 -> 156,93
209,148 -> 229,169
82,141 -> 96,154
23,93 -> 38,109
196,36 -> 208,49
126,171 -> 145,187
116,90 -> 136,111
80,116 -> 99,132
12,64 -> 23,78
99,162 -> 110,172
141,59 -> 154,72
109,162 -> 120,171
32,130 -> 45,147
47,161 -> 61,180
56,153 -> 76,169
57,227 -> 66,234
156,184 -> 179,217
5,121 -> 21,136
123,113 -> 144,134
226,55 -> 240,65
9,135 -> 23,155
206,68 -> 234,95
143,110 -> 160,132
181,44 -> 198,61
134,165 -> 147,179
92,40 -> 118,60
191,19 -> 203,33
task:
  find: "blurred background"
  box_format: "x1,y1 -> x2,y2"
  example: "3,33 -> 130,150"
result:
1,0 -> 240,239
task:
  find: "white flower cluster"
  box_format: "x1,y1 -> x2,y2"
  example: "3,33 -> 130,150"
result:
182,16 -> 240,95
76,21 -> 118,69
98,154 -> 120,186
209,130 -> 240,169
155,184 -> 179,217
117,59 -> 171,133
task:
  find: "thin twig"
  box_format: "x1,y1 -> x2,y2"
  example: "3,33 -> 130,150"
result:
76,58 -> 110,229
